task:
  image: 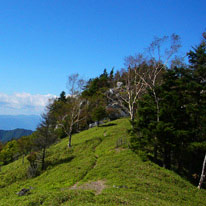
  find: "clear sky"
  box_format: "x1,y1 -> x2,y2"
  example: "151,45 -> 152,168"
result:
0,0 -> 205,115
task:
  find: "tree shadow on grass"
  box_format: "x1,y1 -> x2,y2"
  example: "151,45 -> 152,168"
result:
147,155 -> 200,187
100,123 -> 117,127
45,156 -> 75,169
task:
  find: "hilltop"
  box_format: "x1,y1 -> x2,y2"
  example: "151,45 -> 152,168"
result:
0,118 -> 205,206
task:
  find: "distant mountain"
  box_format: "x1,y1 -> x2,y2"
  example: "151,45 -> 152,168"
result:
0,115 -> 41,131
0,128 -> 33,142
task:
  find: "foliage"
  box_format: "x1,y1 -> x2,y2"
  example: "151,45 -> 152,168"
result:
130,36 -> 206,180
58,91 -> 67,102
0,140 -> 19,164
82,69 -> 111,98
27,152 -> 39,177
34,112 -> 58,170
91,106 -> 107,126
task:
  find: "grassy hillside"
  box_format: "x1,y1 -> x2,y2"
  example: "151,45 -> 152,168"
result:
0,118 -> 205,206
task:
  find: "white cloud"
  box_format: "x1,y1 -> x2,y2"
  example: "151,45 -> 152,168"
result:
0,93 -> 57,115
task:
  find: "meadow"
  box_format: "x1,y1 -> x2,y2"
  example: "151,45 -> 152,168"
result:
0,118 -> 205,206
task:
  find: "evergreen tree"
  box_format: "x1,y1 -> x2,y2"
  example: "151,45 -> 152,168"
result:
131,67 -> 198,171
35,112 -> 58,170
187,35 -> 206,181
130,35 -> 206,176
91,106 -> 107,126
59,91 -> 67,102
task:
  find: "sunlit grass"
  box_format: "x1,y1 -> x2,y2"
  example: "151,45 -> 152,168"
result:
0,118 -> 205,205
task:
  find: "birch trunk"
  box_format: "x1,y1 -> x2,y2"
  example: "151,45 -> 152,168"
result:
198,153 -> 206,189
68,133 -> 72,148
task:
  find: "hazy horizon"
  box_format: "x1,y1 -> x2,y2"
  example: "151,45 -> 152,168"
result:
0,114 -> 41,130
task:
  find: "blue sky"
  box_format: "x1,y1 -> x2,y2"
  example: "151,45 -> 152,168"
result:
0,0 -> 205,115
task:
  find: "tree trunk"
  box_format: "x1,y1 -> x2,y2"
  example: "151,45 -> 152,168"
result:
68,133 -> 72,148
128,103 -> 134,122
130,111 -> 134,122
198,153 -> 206,189
41,147 -> 46,170
154,145 -> 158,162
163,146 -> 171,169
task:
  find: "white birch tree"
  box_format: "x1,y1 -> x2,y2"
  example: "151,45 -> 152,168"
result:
56,74 -> 86,148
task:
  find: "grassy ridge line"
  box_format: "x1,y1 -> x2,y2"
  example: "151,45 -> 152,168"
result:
0,118 -> 206,205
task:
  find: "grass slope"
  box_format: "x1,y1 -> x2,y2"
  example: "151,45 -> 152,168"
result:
0,118 -> 205,206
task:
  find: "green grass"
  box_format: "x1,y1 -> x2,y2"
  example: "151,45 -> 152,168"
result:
0,118 -> 206,205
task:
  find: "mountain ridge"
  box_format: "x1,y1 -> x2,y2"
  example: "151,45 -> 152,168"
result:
0,128 -> 33,142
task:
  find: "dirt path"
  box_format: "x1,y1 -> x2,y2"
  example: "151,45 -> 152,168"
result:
70,180 -> 106,195
69,138 -> 106,195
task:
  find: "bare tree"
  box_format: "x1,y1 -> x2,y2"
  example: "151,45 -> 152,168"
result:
108,34 -> 180,161
135,34 -> 181,123
134,34 -> 181,160
56,74 -> 86,148
107,62 -> 146,122
108,35 -> 180,123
